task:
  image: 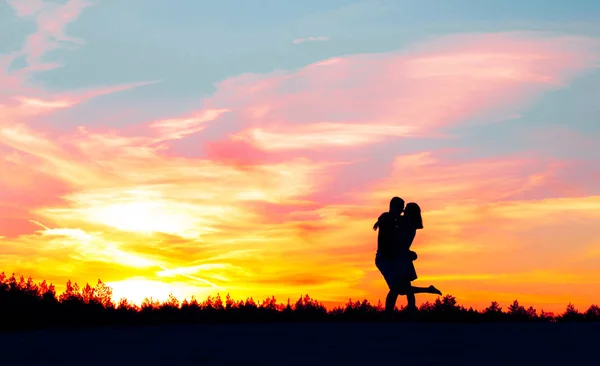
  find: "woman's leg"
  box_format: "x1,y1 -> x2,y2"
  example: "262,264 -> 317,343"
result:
410,285 -> 442,295
401,284 -> 442,311
395,281 -> 416,310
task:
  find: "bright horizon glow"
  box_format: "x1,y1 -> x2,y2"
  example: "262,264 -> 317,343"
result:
1,0 -> 600,313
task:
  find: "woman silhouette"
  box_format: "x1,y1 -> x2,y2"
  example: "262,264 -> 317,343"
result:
396,202 -> 442,312
374,200 -> 442,314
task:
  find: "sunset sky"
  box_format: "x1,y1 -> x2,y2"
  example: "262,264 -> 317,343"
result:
1,0 -> 600,312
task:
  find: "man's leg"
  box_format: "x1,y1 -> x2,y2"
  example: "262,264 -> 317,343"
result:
385,290 -> 398,313
378,258 -> 400,313
406,292 -> 417,310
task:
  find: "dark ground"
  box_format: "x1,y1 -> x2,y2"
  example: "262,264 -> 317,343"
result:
0,322 -> 598,365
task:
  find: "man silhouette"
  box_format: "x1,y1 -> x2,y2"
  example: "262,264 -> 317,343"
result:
373,197 -> 405,313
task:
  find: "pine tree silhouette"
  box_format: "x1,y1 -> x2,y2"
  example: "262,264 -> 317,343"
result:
0,270 -> 599,331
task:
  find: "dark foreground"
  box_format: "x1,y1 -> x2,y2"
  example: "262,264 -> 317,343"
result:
0,322 -> 598,365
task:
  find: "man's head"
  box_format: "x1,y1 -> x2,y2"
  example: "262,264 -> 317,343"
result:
389,196 -> 405,215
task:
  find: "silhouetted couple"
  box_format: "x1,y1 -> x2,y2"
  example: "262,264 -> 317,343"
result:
374,197 -> 442,314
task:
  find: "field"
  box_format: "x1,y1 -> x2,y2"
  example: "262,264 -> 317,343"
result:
1,322 -> 598,365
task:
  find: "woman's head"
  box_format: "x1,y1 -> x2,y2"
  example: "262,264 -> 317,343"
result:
404,202 -> 423,229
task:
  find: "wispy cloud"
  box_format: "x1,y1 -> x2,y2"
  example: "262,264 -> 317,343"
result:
200,32 -> 600,158
5,0 -> 48,18
9,80 -> 160,116
7,0 -> 94,70
293,36 -> 330,44
149,109 -> 230,141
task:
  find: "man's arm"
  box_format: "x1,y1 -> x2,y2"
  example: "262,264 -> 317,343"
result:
373,212 -> 388,231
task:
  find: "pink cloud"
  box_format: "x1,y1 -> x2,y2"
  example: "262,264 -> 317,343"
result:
5,0 -> 47,18
526,125 -> 600,160
149,109 -> 230,141
0,144 -> 75,237
1,1 -> 148,131
0,80 -> 160,132
362,150 -> 600,207
198,32 -> 599,156
0,2 -> 160,140
0,54 -> 26,93
203,139 -> 274,167
7,0 -> 93,70
13,97 -> 74,111
232,123 -> 419,151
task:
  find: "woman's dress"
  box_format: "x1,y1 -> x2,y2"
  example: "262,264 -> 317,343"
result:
394,219 -> 418,282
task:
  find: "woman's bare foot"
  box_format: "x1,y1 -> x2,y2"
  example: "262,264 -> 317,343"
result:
429,285 -> 442,296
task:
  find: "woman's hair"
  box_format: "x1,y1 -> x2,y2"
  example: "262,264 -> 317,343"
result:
404,202 -> 423,229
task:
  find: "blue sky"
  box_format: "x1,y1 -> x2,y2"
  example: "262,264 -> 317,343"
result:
5,1 -> 600,89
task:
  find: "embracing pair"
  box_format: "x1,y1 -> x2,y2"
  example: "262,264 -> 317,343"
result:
373,197 -> 442,313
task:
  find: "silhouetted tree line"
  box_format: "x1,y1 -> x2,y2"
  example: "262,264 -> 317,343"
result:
1,271 -> 599,332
